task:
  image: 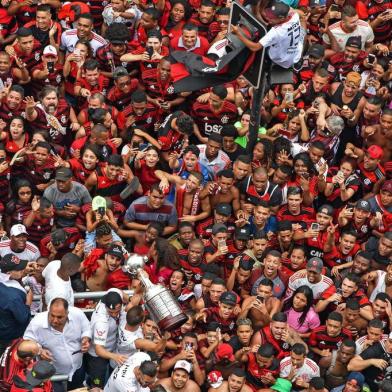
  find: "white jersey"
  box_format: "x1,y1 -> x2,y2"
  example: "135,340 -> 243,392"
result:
60,29 -> 107,55
280,356 -> 320,383
104,352 -> 151,392
355,334 -> 388,354
0,240 -> 40,263
88,301 -> 124,357
259,11 -> 304,69
284,269 -> 333,301
369,270 -> 386,302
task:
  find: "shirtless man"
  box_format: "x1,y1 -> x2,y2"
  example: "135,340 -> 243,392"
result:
201,169 -> 241,216
81,243 -> 124,291
239,278 -> 281,329
208,368 -> 253,392
318,339 -> 356,390
365,263 -> 392,301
158,360 -> 201,392
340,298 -> 368,339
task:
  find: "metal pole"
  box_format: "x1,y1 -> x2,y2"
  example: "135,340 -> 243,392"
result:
33,290 -> 134,302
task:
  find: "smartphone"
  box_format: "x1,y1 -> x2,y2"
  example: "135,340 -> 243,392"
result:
47,61 -> 55,73
337,170 -> 344,178
310,222 -> 320,231
0,157 -> 5,163
185,342 -> 193,351
74,48 -> 81,56
313,99 -> 320,109
131,141 -> 140,149
256,295 -> 264,303
330,3 -> 339,11
146,46 -> 154,59
301,172 -> 310,180
98,206 -> 105,216
368,54 -> 376,64
218,239 -> 226,249
285,92 -> 293,103
336,288 -> 343,295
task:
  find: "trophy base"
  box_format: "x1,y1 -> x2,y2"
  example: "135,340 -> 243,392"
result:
158,313 -> 188,331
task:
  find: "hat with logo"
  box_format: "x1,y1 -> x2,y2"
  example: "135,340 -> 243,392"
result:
92,196 -> 107,211
306,257 -> 323,273
212,223 -> 228,236
102,290 -> 122,310
215,203 -> 232,217
235,227 -> 250,241
346,372 -> 365,389
309,0 -> 326,7
208,371 -> 224,388
43,45 -> 57,57
219,291 -> 238,306
26,361 -> 56,387
317,204 -> 334,217
265,0 -> 290,18
0,253 -> 28,273
174,360 -> 192,374
366,145 -> 384,160
382,180 -> 392,194
113,66 -> 129,79
215,343 -> 235,361
308,44 -> 325,59
107,244 -> 124,261
55,167 -> 73,181
345,72 -> 361,87
355,200 -> 371,212
271,378 -> 292,392
10,224 -> 28,237
346,36 -> 362,49
50,229 -> 68,246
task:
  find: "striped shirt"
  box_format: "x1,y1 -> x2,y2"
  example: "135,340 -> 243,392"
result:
0,240 -> 40,263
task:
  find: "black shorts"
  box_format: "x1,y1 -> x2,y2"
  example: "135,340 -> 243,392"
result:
85,353 -> 109,388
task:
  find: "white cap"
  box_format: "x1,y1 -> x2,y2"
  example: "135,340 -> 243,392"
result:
388,332 -> 392,340
43,45 -> 57,57
174,360 -> 192,374
10,224 -> 28,237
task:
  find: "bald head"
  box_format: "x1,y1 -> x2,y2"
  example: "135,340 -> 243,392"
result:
17,340 -> 40,358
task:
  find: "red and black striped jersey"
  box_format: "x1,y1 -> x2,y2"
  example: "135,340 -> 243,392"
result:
366,1 -> 392,42
141,68 -> 177,101
329,51 -> 367,81
106,80 -> 139,111
0,100 -> 25,123
12,39 -> 42,71
96,44 -> 139,75
39,227 -> 82,258
309,325 -> 352,353
77,0 -> 108,29
117,103 -> 159,133
30,63 -> 64,99
5,200 -> 31,226
189,15 -> 213,39
25,214 -> 55,246
277,205 -> 315,227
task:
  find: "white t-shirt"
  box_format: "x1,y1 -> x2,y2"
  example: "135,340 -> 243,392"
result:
0,240 -> 40,263
259,12 -> 304,69
280,356 -> 320,383
42,260 -> 74,306
104,352 -> 151,392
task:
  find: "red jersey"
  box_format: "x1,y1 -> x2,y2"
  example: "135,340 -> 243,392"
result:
75,74 -> 110,108
117,103 -> 159,133
324,243 -> 361,268
130,45 -> 170,73
30,63 -> 64,98
12,39 -> 42,70
106,79 -> 139,111
39,227 -> 82,258
309,325 -> 352,353
141,68 -> 177,101
170,35 -> 210,56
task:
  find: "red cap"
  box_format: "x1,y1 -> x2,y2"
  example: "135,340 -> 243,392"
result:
366,145 -> 383,160
215,343 -> 235,362
382,180 -> 392,194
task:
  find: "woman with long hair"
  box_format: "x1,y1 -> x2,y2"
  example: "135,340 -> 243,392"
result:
164,0 -> 192,39
284,285 -> 320,338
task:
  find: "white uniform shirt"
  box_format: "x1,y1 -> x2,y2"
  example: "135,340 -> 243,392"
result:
355,334 -> 388,354
60,29 -> 107,55
280,356 -> 320,384
197,144 -> 231,178
0,240 -> 40,263
284,270 -> 333,301
88,301 -> 124,357
104,352 -> 152,392
42,259 -> 74,306
23,307 -> 91,379
259,12 -> 304,69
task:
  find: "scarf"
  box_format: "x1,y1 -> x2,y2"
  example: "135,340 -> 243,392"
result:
176,184 -> 200,218
36,103 -> 66,135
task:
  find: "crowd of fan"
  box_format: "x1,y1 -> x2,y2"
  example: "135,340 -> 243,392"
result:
0,0 -> 392,391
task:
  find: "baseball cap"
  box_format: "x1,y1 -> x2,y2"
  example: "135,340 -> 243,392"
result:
113,66 -> 129,79
355,200 -> 371,212
92,196 -> 107,211
219,291 -> 237,306
346,372 -> 365,388
25,361 -> 56,388
307,44 -> 325,59
102,290 -> 122,310
264,1 -> 290,18
235,227 -> 250,241
346,36 -> 362,49
216,343 -> 235,361
43,45 -> 57,57
107,244 -> 124,261
382,180 -> 392,194
271,378 -> 292,392
208,370 -> 224,388
10,224 -> 28,237
309,0 -> 326,7
345,72 -> 361,88
0,254 -> 28,273
50,229 -> 68,246
212,223 -> 228,236
215,203 -> 232,217
306,257 -> 323,273
366,145 -> 384,160
317,204 -> 334,217
174,360 -> 192,374
55,167 -> 73,181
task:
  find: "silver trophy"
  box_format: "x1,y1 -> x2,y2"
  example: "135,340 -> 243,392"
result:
123,254 -> 187,331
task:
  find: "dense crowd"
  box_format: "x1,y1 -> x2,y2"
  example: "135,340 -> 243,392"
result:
0,0 -> 391,391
